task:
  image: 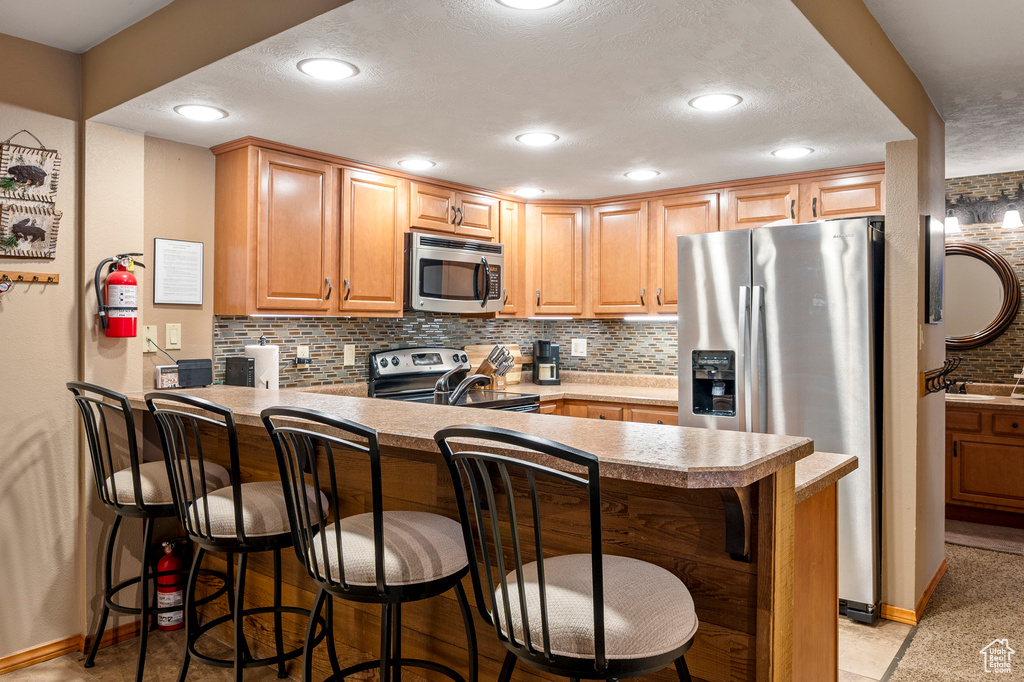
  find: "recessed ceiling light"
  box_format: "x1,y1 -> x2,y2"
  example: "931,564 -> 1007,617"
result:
173,105 -> 228,121
497,0 -> 563,8
772,147 -> 814,159
398,159 -> 436,171
515,187 -> 545,198
625,170 -> 660,181
297,58 -> 359,81
516,132 -> 559,146
688,94 -> 743,111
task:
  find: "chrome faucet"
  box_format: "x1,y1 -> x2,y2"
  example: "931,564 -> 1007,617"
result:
434,367 -> 491,405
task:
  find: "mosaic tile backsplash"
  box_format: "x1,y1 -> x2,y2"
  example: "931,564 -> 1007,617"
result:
946,170 -> 1024,383
213,314 -> 678,387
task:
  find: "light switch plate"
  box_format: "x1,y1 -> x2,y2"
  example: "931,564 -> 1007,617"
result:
165,323 -> 182,350
296,345 -> 310,360
142,325 -> 158,353
571,338 -> 587,357
344,344 -> 356,366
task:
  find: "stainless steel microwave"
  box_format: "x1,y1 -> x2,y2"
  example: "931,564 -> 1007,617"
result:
406,233 -> 504,314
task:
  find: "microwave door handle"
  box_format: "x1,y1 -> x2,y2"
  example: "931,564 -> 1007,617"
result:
480,257 -> 491,308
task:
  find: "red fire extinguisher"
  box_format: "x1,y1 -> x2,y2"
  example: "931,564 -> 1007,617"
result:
95,253 -> 144,338
156,541 -> 185,631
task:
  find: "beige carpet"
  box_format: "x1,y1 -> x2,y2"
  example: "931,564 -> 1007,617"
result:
888,543 -> 1024,680
946,519 -> 1024,556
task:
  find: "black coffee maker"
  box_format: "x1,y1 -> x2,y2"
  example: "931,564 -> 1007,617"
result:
532,340 -> 561,385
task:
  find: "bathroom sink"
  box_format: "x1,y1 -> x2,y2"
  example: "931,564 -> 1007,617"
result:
945,394 -> 996,401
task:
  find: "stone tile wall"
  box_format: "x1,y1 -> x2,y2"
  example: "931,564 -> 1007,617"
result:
946,170 -> 1024,382
213,314 -> 678,387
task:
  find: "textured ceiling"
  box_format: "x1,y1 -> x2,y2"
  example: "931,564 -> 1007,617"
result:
864,0 -> 1024,178
93,0 -> 909,199
0,0 -> 173,53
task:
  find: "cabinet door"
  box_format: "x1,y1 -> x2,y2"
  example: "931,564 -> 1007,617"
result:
526,205 -> 585,315
256,150 -> 334,311
652,192 -> 718,314
539,402 -> 559,415
456,192 -> 499,240
724,183 -> 799,230
950,438 -> 1024,510
410,182 -> 456,233
586,404 -> 623,421
805,173 -> 885,222
592,201 -> 649,315
498,200 -> 525,316
339,169 -> 408,314
628,407 -> 678,425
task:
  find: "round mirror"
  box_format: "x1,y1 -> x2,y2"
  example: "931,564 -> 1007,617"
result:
945,242 -> 1020,349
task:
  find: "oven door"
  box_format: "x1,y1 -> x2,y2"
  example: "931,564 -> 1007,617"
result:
408,235 -> 504,313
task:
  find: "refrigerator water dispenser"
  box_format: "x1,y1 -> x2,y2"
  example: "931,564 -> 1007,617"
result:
691,350 -> 736,416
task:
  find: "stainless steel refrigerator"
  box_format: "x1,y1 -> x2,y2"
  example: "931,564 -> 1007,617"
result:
677,216 -> 884,622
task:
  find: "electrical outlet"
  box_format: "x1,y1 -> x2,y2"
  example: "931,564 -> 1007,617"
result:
142,325 -> 158,353
571,338 -> 587,357
344,344 -> 356,366
165,323 -> 182,350
296,345 -> 310,360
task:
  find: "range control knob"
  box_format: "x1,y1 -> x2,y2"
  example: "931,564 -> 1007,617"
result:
379,358 -> 389,368
391,356 -> 400,367
461,353 -> 468,363
452,353 -> 460,362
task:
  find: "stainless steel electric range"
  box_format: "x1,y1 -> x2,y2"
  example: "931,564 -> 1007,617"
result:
367,346 -> 540,412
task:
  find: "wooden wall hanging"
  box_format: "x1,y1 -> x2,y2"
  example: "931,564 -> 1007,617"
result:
0,204 -> 62,258
0,130 -> 63,260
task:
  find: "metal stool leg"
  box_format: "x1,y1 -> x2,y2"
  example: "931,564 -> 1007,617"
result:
675,655 -> 693,682
273,548 -> 287,678
380,603 -> 392,682
84,514 -> 120,668
325,593 -> 341,675
176,547 -> 204,682
233,553 -> 248,682
393,602 -> 402,682
302,587 -> 327,682
134,517 -> 155,682
497,650 -> 517,682
455,581 -> 478,682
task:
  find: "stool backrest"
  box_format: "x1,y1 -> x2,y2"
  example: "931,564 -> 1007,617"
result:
67,381 -> 147,511
261,407 -> 384,595
435,425 -> 607,671
144,392 -> 247,545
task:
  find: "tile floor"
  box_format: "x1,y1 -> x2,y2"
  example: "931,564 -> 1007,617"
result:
9,616 -> 915,681
838,616 -> 915,681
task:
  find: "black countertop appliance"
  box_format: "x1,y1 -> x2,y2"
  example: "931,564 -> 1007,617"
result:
532,340 -> 561,385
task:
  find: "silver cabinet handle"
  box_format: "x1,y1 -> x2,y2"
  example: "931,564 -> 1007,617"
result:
503,288 -> 509,305
344,278 -> 351,300
450,206 -> 457,224
325,277 -> 332,300
537,289 -> 541,306
656,287 -> 662,306
812,197 -> 818,218
456,207 -> 464,226
790,199 -> 795,220
640,288 -> 646,306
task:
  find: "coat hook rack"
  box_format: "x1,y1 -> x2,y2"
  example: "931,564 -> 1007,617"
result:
920,356 -> 962,396
0,270 -> 60,285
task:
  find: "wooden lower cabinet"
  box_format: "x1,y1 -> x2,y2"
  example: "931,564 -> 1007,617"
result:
542,398 -> 677,425
947,405 -> 1024,517
630,406 -> 679,425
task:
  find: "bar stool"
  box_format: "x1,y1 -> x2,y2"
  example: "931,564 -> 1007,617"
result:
146,393 -> 329,682
435,425 -> 699,682
261,406 -> 478,682
67,382 -> 231,682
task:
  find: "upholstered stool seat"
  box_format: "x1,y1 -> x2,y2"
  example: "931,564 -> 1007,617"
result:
188,481 -> 327,538
107,460 -> 230,506
310,510 -> 468,586
495,554 -> 699,660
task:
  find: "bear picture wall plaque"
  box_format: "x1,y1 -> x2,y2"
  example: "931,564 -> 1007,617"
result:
0,204 -> 62,258
0,130 -> 63,259
0,131 -> 61,203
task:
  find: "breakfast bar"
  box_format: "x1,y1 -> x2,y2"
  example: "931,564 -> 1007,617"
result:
125,386 -> 854,682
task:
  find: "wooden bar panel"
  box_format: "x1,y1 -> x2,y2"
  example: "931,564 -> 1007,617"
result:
793,484 -> 837,681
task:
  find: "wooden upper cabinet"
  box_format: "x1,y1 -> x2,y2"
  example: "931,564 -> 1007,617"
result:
338,168 -> 408,315
803,173 -> 885,222
256,150 -> 334,311
498,200 -> 525,316
724,183 -> 799,230
456,192 -> 499,240
652,192 -> 718,314
410,182 -> 456,233
592,201 -> 649,315
526,204 -> 584,315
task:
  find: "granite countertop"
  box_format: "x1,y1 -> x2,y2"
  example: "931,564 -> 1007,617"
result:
794,452 -> 858,504
944,383 -> 1024,411
126,386 -> 813,490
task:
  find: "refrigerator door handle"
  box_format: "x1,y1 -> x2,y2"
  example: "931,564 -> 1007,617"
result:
750,285 -> 767,433
738,285 -> 751,432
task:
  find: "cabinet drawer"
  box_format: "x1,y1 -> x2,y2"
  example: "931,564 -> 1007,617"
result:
992,414 -> 1024,437
539,402 -> 558,415
951,439 -> 1024,509
629,407 -> 678,425
947,409 -> 982,433
587,405 -> 623,421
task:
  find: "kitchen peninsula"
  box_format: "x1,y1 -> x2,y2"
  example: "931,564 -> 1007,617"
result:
126,385 -> 855,682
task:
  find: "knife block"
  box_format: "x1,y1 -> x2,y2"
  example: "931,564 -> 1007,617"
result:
489,375 -> 507,390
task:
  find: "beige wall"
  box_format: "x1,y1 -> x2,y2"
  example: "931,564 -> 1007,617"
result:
0,33 -> 79,121
0,102 -> 82,658
141,136 -> 215,388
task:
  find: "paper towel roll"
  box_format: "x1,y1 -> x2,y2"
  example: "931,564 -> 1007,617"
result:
244,344 -> 280,389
